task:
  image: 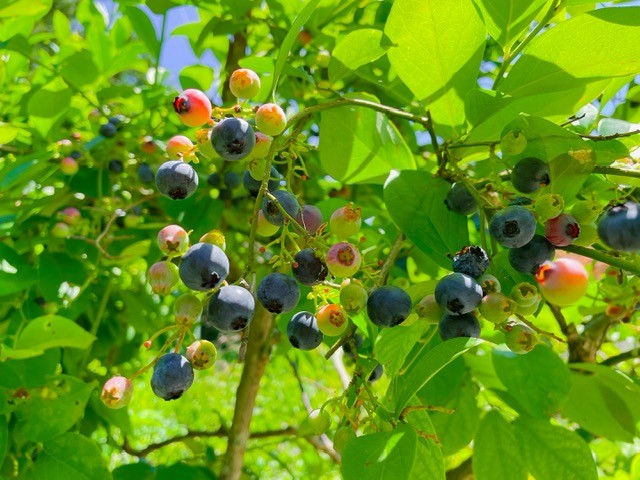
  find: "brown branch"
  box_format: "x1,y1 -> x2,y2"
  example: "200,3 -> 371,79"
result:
220,304 -> 275,480
581,129 -> 640,141
601,347 -> 640,366
221,31 -> 248,104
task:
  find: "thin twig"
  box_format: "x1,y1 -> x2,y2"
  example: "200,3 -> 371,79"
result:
378,233 -> 405,286
600,347 -> 640,366
581,129 -> 640,141
515,314 -> 566,343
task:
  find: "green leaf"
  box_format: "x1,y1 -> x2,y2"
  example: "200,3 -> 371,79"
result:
272,0 -> 322,96
375,321 -> 428,378
0,344 -> 44,361
514,416 -> 598,480
548,151 -> 595,202
386,337 -> 483,414
15,315 -> 95,351
384,0 -> 486,136
0,0 -> 52,18
319,93 -> 416,184
38,251 -> 87,302
429,372 -> 480,455
0,415 -> 7,467
125,6 -> 159,58
401,402 -> 445,479
492,345 -> 571,418
384,171 -> 469,269
0,243 -> 37,296
0,122 -> 18,144
52,10 -> 71,39
342,424 -> 418,480
27,82 -> 72,119
472,0 -> 547,50
473,411 -> 527,480
32,432 -> 111,480
60,50 -> 99,87
561,363 -> 640,442
501,8 -> 640,98
15,375 -> 94,441
329,29 -> 390,84
179,65 -> 214,92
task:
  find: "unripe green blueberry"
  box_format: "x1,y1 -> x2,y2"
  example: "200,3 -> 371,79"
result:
477,274 -> 501,294
256,210 -> 280,237
148,261 -> 180,294
339,282 -> 368,314
255,103 -> 287,136
333,426 -> 357,453
185,340 -> 217,370
51,222 -> 71,238
479,293 -> 516,324
571,200 -> 601,224
510,282 -> 542,315
100,376 -> 133,409
249,132 -> 272,160
500,129 -> 527,156
329,203 -> 362,239
326,242 -> 362,278
195,128 -> 219,159
56,139 -> 73,155
173,293 -> 203,326
504,322 -> 539,354
229,68 -> 261,99
247,155 -> 270,181
199,229 -> 226,250
416,294 -> 444,324
573,222 -> 598,247
299,409 -> 331,436
535,194 -> 564,221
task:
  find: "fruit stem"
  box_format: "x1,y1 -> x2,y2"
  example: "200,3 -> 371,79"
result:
324,322 -> 358,360
130,329 -> 181,380
514,314 -> 565,343
561,244 -> 640,277
378,232 -> 406,286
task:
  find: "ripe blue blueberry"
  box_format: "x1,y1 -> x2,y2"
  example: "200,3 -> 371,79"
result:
439,312 -> 481,341
342,333 -> 363,359
292,248 -> 328,286
224,171 -> 241,189
150,352 -> 194,400
444,182 -> 477,215
366,286 -> 412,327
137,163 -> 154,183
108,159 -> 124,174
108,115 -> 124,129
179,242 -> 230,291
211,117 -> 256,161
597,201 -> 640,252
435,273 -> 483,315
509,196 -> 533,206
287,311 -> 324,350
511,157 -> 550,193
242,168 -> 282,197
257,273 -> 300,313
262,190 -> 300,226
207,173 -> 220,187
489,206 -> 536,248
99,122 -> 117,138
204,285 -> 255,332
452,245 -> 489,278
156,160 -> 199,200
368,363 -> 383,382
508,235 -> 555,274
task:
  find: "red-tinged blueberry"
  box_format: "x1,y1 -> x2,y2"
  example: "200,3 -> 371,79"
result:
439,312 -> 481,341
60,157 -> 79,175
179,242 -> 230,291
340,282 -> 368,314
173,293 -> 202,326
257,273 -> 300,314
435,273 -> 483,315
211,117 -> 256,161
255,103 -> 287,136
185,340 -> 217,370
330,203 -> 362,239
287,311 -> 323,350
545,214 -> 580,247
511,157 -> 550,193
249,132 -> 272,159
148,261 -> 180,294
60,207 -> 81,225
508,235 -> 555,275
141,135 -> 157,154
229,68 -> 261,99
326,242 -> 362,278
536,258 -> 588,306
173,89 -> 212,127
166,135 -> 194,160
156,160 -> 199,200
489,206 -> 536,248
296,205 -> 323,235
367,285 -> 412,327
444,182 -> 477,215
150,352 -> 194,401
504,322 -> 538,354
157,224 -> 189,255
316,303 -> 349,336
452,245 -> 489,278
100,376 -> 133,409
597,201 -> 640,252
292,248 -> 328,286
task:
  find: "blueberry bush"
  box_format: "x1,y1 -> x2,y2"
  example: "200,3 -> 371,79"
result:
1,1 -> 640,479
